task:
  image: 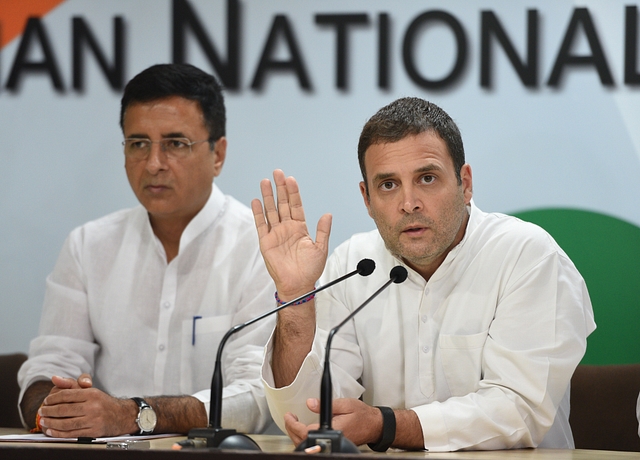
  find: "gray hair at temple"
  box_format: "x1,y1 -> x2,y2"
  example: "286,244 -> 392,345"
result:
357,97 -> 465,194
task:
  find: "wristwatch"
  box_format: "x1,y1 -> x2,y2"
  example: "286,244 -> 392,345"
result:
131,397 -> 157,435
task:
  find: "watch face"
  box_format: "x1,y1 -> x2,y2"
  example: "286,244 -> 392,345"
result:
139,407 -> 157,431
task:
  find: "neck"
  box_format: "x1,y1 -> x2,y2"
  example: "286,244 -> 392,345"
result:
149,214 -> 194,263
405,208 -> 470,282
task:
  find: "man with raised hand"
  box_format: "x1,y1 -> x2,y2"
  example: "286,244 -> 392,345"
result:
252,98 -> 595,451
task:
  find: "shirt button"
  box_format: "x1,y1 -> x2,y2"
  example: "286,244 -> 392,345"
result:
163,302 -> 171,309
158,344 -> 165,351
424,288 -> 430,296
421,315 -> 428,323
422,346 -> 429,353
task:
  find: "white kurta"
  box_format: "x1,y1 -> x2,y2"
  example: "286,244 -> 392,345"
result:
263,202 -> 596,450
19,184 -> 275,433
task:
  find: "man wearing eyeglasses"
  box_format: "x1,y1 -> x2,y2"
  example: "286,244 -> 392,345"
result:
17,64 -> 275,438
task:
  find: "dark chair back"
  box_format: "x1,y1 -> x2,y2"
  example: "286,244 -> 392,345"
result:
0,353 -> 28,428
570,364 -> 640,452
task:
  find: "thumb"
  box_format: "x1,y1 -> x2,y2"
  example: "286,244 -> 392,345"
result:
51,375 -> 78,389
78,373 -> 93,388
306,398 -> 320,413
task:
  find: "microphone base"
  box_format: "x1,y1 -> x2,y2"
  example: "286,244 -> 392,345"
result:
295,428 -> 360,454
187,427 -> 261,451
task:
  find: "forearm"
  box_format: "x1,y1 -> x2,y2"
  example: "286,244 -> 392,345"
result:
272,302 -> 316,388
20,380 -> 55,429
392,409 -> 424,450
147,395 -> 208,434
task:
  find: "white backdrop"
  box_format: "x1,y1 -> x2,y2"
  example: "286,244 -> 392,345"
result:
1,0 -> 639,353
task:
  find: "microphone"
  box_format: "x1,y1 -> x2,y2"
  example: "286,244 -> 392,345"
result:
295,265 -> 408,454
186,258 -> 376,450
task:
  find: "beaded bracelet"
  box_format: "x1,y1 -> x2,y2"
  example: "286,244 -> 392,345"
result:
274,291 -> 315,306
30,407 -> 43,433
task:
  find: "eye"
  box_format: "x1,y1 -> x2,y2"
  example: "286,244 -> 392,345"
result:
128,139 -> 150,150
379,181 -> 397,191
166,138 -> 189,149
419,174 -> 435,184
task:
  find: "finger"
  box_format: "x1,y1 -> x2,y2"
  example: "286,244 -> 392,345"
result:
283,413 -> 308,446
285,176 -> 306,222
306,398 -> 320,414
44,388 -> 92,406
44,427 -> 90,438
260,177 -> 280,228
315,213 -> 333,250
51,375 -> 80,390
78,374 -> 92,388
43,421 -> 97,439
251,198 -> 269,239
273,170 -> 292,222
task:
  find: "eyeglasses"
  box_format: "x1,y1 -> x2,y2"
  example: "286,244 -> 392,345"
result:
122,137 -> 211,160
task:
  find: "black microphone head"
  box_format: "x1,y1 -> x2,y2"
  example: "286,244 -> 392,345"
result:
390,266 -> 408,284
356,258 -> 376,276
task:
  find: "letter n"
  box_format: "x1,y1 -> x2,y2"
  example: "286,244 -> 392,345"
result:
172,0 -> 240,90
480,10 -> 538,88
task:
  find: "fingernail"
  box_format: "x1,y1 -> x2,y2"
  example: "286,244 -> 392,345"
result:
308,398 -> 318,409
45,429 -> 52,436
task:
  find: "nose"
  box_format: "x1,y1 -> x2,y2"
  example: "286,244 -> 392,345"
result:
400,185 -> 423,214
145,142 -> 168,174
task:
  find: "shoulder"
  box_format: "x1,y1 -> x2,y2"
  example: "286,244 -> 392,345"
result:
467,208 -> 573,272
66,206 -> 145,248
475,211 -> 561,252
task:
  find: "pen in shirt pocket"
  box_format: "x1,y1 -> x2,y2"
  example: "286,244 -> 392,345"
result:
192,315 -> 202,345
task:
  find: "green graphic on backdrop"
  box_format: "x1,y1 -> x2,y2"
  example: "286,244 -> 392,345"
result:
514,209 -> 640,365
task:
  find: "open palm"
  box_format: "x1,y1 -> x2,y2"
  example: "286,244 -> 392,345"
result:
252,170 -> 332,298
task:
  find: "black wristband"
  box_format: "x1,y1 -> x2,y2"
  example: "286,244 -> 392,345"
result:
367,406 -> 396,452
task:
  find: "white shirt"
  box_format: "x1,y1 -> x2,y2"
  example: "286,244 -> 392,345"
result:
262,202 -> 596,451
19,184 -> 275,433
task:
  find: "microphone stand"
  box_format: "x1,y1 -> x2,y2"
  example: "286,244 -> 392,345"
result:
186,259 -> 376,450
295,266 -> 408,454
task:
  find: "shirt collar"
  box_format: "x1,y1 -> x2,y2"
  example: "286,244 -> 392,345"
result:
143,183 -> 226,261
179,183 -> 226,250
390,199 -> 483,285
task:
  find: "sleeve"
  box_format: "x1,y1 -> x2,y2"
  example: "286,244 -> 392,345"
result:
412,250 -> 595,451
212,244 -> 277,434
261,250 -> 366,434
17,230 -> 99,426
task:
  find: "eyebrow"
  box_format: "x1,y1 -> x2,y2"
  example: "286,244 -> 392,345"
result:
372,164 -> 443,183
125,132 -> 188,139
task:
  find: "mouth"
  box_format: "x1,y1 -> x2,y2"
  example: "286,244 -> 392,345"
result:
401,225 -> 428,236
144,184 -> 170,193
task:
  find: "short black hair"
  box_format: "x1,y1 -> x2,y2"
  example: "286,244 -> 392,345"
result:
358,97 -> 465,191
120,63 -> 225,143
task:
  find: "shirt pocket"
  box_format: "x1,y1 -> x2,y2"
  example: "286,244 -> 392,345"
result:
180,314 -> 233,394
439,331 -> 488,396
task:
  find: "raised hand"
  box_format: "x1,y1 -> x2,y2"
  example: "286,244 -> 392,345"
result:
251,169 -> 332,300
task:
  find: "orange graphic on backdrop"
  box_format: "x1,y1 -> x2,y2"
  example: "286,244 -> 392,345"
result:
0,0 -> 66,49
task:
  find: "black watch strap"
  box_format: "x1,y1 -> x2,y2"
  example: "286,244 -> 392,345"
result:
367,406 -> 396,452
